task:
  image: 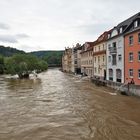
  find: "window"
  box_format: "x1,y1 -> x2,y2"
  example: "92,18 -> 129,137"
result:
98,67 -> 100,74
95,57 -> 96,63
116,69 -> 122,83
118,54 -> 122,61
120,27 -> 123,33
129,52 -> 133,62
95,67 -> 97,73
129,69 -> 133,77
112,54 -> 117,65
112,42 -> 116,48
134,21 -> 138,28
109,69 -> 113,81
108,56 -> 111,62
138,69 -> 140,79
138,33 -> 140,43
112,42 -> 117,52
103,56 -> 105,62
138,52 -> 140,61
98,56 -> 100,62
99,46 -> 100,51
108,44 -> 111,50
129,36 -> 133,45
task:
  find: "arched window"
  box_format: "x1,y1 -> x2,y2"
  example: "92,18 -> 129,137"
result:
116,69 -> 122,83
109,69 -> 113,81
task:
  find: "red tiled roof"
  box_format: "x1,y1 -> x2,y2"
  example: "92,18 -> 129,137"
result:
94,30 -> 112,45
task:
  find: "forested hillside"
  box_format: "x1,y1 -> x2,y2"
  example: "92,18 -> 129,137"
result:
0,45 -> 25,57
30,51 -> 63,67
0,45 -> 63,67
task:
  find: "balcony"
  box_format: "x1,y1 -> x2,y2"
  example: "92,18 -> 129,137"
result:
109,47 -> 117,54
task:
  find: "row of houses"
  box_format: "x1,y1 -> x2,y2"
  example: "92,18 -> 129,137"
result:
62,12 -> 140,85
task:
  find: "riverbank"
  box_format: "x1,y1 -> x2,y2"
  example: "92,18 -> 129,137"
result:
64,72 -> 140,97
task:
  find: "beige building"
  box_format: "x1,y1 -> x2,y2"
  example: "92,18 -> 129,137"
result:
81,42 -> 94,77
93,32 -> 108,80
73,43 -> 82,74
62,47 -> 72,73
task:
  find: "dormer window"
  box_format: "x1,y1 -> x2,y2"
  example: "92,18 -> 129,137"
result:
134,20 -> 138,28
120,27 -> 123,33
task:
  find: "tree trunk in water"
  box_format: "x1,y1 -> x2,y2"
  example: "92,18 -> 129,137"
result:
18,73 -> 29,79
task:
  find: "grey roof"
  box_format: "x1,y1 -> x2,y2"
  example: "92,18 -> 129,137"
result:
117,12 -> 140,28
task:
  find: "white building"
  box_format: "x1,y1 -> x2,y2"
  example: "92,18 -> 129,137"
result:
106,30 -> 124,83
106,14 -> 138,83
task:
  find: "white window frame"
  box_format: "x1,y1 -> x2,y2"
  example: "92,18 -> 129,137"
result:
129,52 -> 133,62
138,69 -> 140,79
129,69 -> 133,78
118,54 -> 122,62
138,51 -> 140,61
129,36 -> 133,45
138,33 -> 140,43
134,21 -> 138,28
120,27 -> 123,33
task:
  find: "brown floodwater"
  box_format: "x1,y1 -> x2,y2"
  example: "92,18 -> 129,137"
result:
0,68 -> 140,140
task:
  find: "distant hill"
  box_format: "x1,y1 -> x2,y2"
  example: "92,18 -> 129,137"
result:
0,45 -> 64,67
0,45 -> 25,57
30,50 -> 64,67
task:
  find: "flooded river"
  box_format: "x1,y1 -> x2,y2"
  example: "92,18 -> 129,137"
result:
0,68 -> 140,140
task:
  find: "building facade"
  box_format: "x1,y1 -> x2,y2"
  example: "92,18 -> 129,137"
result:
106,32 -> 124,83
62,47 -> 72,73
124,13 -> 140,85
73,43 -> 82,74
93,32 -> 108,80
81,42 -> 94,77
106,13 -> 139,83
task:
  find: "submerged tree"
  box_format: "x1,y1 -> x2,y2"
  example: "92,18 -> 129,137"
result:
5,54 -> 48,78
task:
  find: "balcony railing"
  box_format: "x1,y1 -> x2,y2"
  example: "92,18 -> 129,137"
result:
109,47 -> 117,54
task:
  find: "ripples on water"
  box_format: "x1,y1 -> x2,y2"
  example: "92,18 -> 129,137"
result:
0,68 -> 140,140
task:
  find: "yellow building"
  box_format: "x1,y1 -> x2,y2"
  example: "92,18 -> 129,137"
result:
93,32 -> 108,80
81,42 -> 94,77
62,47 -> 72,73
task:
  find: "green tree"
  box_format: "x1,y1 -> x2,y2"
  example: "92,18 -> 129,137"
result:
5,54 -> 48,78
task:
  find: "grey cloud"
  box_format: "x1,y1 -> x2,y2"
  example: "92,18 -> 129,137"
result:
0,35 -> 18,43
0,33 -> 30,43
0,23 -> 10,30
72,22 -> 112,36
16,33 -> 30,39
0,0 -> 139,51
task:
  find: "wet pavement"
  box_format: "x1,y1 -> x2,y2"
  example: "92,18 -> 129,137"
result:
0,68 -> 140,140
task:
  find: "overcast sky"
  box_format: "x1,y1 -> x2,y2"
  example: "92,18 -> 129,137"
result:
0,0 -> 139,52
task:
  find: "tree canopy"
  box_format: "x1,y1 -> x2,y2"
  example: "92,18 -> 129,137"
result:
5,54 -> 48,78
30,51 -> 63,67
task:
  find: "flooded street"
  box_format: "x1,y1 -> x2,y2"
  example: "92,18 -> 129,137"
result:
0,68 -> 140,140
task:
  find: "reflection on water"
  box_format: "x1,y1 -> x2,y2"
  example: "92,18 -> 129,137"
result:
7,78 -> 42,92
0,68 -> 140,140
